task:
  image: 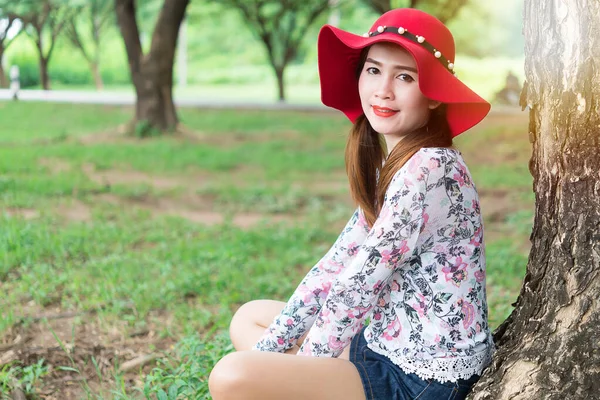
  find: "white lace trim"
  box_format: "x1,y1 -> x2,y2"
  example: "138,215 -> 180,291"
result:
366,343 -> 495,384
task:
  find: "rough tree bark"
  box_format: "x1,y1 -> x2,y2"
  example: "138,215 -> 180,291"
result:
115,0 -> 189,135
469,1 -> 600,398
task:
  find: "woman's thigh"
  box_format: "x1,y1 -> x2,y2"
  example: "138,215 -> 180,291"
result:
209,350 -> 366,400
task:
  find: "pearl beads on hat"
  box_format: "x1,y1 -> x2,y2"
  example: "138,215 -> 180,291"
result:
358,25 -> 456,75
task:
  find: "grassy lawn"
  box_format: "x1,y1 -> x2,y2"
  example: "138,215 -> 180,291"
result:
0,101 -> 532,399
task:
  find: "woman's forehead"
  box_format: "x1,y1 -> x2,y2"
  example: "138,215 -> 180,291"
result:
366,43 -> 416,67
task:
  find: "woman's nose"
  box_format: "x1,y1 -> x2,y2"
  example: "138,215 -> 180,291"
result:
374,77 -> 394,100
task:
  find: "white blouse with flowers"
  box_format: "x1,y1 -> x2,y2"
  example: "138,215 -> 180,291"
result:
252,147 -> 495,383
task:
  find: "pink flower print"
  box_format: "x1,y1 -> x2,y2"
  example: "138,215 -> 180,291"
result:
277,337 -> 285,345
433,244 -> 446,254
442,257 -> 469,287
475,270 -> 485,283
316,309 -> 331,327
408,152 -> 423,173
434,334 -> 441,343
297,284 -> 313,303
427,158 -> 440,170
470,226 -> 483,247
378,297 -> 386,307
286,318 -> 294,326
381,249 -> 392,265
422,212 -> 429,224
412,293 -> 428,317
391,280 -> 400,292
325,259 -> 344,274
358,212 -> 369,229
382,241 -> 410,268
398,240 -> 410,255
461,300 -> 475,329
383,319 -> 401,341
347,242 -> 360,256
374,312 -> 382,321
453,172 -> 466,186
328,336 -> 345,351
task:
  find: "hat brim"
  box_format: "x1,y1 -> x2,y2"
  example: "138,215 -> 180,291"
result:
318,25 -> 491,137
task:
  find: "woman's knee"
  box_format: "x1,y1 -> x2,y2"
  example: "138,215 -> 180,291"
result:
208,352 -> 252,400
229,301 -> 259,339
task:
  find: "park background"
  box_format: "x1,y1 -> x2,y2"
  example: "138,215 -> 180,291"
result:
0,0 -> 531,398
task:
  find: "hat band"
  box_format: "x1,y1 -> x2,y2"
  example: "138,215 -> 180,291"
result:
364,26 -> 455,75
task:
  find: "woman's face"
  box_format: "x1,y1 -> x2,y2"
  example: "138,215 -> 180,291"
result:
358,42 -> 440,151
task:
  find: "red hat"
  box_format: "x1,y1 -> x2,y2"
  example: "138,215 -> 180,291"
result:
317,8 -> 490,137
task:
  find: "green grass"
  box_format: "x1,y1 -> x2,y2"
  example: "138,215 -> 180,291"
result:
0,102 -> 532,398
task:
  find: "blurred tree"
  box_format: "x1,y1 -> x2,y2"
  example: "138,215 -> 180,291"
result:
361,0 -> 469,24
0,7 -> 22,88
470,0 -> 600,398
217,0 -> 331,102
15,0 -> 80,90
115,0 -> 189,135
64,0 -> 113,90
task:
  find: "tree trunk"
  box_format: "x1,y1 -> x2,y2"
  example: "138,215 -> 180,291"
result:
132,60 -> 178,132
90,61 -> 104,91
275,65 -> 285,102
115,0 -> 189,135
0,54 -> 7,88
40,57 -> 50,90
469,1 -> 600,398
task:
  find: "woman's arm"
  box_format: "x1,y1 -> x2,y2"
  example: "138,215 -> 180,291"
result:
296,149 -> 439,357
253,207 -> 370,353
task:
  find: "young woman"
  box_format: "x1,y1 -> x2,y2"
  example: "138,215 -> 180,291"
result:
209,8 -> 494,400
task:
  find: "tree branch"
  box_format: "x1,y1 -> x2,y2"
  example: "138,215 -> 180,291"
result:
115,0 -> 143,74
148,0 -> 190,61
65,19 -> 91,63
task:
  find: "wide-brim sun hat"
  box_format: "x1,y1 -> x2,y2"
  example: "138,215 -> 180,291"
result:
317,8 -> 491,137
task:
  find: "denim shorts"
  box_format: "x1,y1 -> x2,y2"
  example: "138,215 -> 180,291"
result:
349,328 -> 480,400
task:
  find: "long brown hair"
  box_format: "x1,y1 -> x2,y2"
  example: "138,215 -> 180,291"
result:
345,47 -> 453,228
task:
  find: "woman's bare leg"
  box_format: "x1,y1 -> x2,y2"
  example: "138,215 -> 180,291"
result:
208,350 -> 366,400
229,299 -> 350,359
229,299 -> 290,351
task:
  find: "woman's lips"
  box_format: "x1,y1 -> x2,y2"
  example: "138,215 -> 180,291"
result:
372,105 -> 399,117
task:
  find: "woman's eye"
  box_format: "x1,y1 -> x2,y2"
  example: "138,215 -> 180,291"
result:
398,73 -> 415,82
398,73 -> 414,82
366,67 -> 379,75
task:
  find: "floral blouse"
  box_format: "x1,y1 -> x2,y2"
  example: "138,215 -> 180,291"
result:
253,147 -> 494,383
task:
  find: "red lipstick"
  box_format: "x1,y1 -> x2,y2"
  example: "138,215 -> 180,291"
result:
372,106 -> 399,117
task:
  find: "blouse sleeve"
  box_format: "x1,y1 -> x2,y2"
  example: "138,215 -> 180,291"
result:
252,206 -> 370,353
296,150 -> 434,357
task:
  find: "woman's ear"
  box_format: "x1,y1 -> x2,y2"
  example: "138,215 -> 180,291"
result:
428,100 -> 442,110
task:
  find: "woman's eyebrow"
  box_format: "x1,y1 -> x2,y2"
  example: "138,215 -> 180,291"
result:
365,57 -> 418,73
